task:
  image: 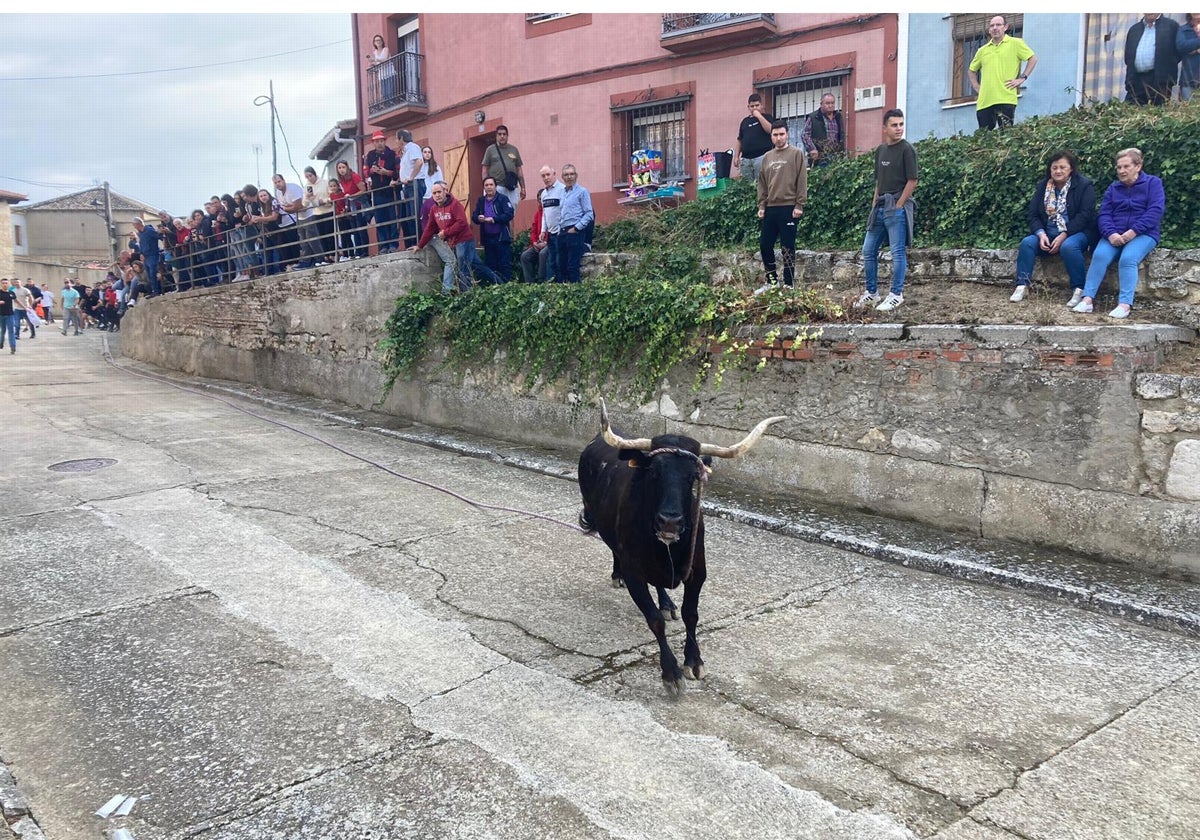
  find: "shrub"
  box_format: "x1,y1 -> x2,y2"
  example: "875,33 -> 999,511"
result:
380,249 -> 840,402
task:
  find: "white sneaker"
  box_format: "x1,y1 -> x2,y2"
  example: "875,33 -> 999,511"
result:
853,291 -> 881,309
1071,299 -> 1093,314
753,283 -> 777,296
1009,285 -> 1028,302
1066,289 -> 1084,308
875,292 -> 904,312
1108,304 -> 1131,318
338,256 -> 351,262
232,273 -> 248,282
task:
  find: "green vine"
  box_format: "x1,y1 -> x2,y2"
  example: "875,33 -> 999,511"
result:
380,249 -> 838,402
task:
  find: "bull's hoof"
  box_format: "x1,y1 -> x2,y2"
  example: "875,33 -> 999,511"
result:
662,676 -> 684,696
682,663 -> 707,680
578,508 -> 595,532
660,607 -> 679,621
610,575 -> 625,589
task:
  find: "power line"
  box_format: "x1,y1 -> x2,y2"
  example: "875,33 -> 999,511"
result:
0,39 -> 349,82
0,175 -> 92,190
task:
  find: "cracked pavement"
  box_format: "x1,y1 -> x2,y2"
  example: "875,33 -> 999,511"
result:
1,332 -> 1198,840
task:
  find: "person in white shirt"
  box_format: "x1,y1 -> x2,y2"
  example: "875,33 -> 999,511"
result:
40,284 -> 54,324
394,128 -> 425,248
418,146 -> 446,234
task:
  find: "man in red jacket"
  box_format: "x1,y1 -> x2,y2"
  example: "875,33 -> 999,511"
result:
410,181 -> 501,293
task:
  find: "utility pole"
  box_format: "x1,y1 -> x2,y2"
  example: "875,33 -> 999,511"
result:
269,79 -> 278,178
254,81 -> 278,180
102,181 -> 115,262
253,144 -> 262,187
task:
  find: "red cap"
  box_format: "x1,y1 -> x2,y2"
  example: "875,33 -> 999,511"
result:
370,130 -> 386,141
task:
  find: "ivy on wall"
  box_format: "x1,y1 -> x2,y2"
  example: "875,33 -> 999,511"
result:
380,252 -> 838,402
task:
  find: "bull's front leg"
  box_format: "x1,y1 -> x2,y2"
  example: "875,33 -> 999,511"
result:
625,579 -> 684,694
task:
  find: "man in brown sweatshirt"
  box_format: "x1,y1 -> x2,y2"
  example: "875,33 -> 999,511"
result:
755,120 -> 807,292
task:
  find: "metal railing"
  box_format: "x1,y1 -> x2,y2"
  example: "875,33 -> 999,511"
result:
113,184 -> 432,297
366,51 -> 427,116
660,13 -> 775,37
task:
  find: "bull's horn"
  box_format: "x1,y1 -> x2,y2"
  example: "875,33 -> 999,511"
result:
599,398 -> 652,451
699,416 -> 787,458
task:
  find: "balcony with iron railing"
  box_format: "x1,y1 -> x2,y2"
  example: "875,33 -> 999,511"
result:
659,13 -> 777,53
366,51 -> 428,122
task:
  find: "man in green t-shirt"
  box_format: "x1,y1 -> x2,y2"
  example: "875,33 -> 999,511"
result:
968,15 -> 1037,130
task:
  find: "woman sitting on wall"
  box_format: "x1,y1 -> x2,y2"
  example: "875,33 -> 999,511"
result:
1010,149 -> 1097,306
1071,147 -> 1165,319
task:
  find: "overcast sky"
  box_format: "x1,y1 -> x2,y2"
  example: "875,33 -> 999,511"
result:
0,13 -> 355,216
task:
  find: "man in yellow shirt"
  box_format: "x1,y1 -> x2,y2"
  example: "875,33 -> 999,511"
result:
968,15 -> 1037,130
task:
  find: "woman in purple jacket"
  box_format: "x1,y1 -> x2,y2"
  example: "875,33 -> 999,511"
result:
1072,148 -> 1164,319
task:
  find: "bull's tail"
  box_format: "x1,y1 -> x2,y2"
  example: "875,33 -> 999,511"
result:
578,506 -> 596,533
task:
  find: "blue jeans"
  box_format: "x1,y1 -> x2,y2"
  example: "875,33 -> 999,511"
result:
370,189 -> 396,251
1016,231 -> 1089,288
143,252 -> 162,295
862,206 -> 908,296
1082,236 -> 1157,306
556,228 -> 586,283
2,313 -> 16,350
454,241 -> 501,290
395,182 -> 417,248
430,236 -> 457,292
544,232 -> 559,281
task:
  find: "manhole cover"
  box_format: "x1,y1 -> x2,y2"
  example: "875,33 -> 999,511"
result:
47,458 -> 118,473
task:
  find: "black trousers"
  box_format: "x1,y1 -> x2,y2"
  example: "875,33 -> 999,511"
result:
976,103 -> 1016,130
1125,70 -> 1172,105
759,205 -> 798,286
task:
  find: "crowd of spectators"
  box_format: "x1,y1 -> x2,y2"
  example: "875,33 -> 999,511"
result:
100,120 -> 595,300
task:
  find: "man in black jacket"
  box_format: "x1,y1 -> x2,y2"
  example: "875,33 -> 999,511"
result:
1125,14 -> 1181,105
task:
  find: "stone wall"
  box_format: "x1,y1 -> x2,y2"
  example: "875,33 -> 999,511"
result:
120,249 -> 1200,576
119,251 -> 441,405
586,247 -> 1200,326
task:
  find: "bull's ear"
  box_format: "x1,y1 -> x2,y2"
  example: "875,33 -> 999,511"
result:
619,449 -> 651,468
701,455 -> 713,468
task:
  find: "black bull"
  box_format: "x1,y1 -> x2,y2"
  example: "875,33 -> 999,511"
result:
578,401 -> 785,693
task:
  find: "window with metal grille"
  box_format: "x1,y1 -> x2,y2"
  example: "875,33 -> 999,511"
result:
764,74 -> 849,141
526,13 -> 574,24
950,13 -> 1025,100
613,100 -> 691,185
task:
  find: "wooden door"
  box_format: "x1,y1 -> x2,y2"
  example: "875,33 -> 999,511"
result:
443,142 -> 470,207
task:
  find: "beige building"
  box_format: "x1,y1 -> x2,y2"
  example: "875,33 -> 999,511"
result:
1,189 -> 29,279
12,186 -> 166,287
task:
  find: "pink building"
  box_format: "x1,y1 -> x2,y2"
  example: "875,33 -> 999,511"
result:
352,13 -> 899,228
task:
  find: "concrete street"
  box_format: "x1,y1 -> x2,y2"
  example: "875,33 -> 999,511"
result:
2,325 -> 1198,840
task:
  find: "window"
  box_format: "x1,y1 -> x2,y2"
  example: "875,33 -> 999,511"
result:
13,224 -> 22,247
614,100 -> 691,184
526,13 -> 574,23
950,13 -> 1024,101
764,73 -> 849,141
395,16 -> 421,96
